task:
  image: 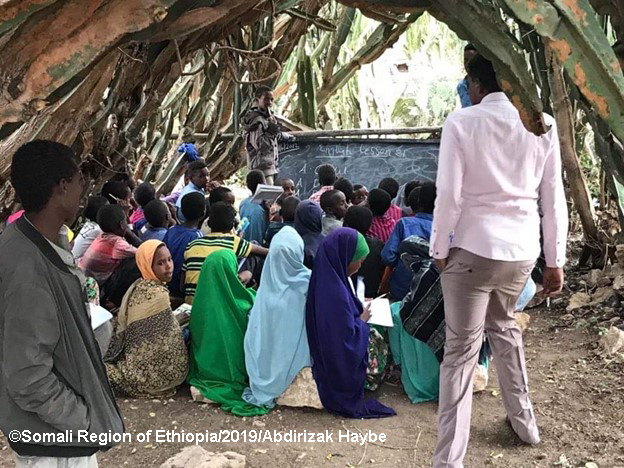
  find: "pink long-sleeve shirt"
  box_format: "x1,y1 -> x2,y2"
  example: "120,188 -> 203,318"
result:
430,92 -> 568,268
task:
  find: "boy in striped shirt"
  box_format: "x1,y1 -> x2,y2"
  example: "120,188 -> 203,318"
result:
182,202 -> 268,304
366,188 -> 397,243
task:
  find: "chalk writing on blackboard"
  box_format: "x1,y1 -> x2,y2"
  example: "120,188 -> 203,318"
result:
277,138 -> 439,200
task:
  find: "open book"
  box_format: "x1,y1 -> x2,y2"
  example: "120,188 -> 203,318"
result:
356,277 -> 393,328
250,184 -> 283,205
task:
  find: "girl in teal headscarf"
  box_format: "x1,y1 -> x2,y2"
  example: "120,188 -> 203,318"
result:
243,226 -> 313,408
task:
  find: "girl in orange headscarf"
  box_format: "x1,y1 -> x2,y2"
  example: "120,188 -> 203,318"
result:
105,240 -> 188,398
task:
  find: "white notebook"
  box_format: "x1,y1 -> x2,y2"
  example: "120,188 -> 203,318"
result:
250,184 -> 283,205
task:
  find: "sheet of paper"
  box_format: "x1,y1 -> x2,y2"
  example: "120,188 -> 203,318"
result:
356,276 -> 366,303
250,184 -> 283,205
367,297 -> 394,328
89,303 -> 113,330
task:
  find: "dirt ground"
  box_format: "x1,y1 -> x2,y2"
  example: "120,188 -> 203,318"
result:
1,301 -> 623,468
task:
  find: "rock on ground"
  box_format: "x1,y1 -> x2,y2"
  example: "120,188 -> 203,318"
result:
160,446 -> 245,468
599,326 -> 624,356
515,312 -> 530,332
567,292 -> 591,311
277,367 -> 323,409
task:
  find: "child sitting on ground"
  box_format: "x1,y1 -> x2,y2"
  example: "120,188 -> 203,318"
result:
164,192 -> 206,298
240,170 -> 269,244
334,178 -> 354,207
209,186 -> 235,206
72,195 -> 109,261
320,189 -> 348,236
182,202 -> 268,304
351,184 -> 368,206
140,200 -> 172,242
381,182 -> 435,300
264,196 -> 300,247
309,164 -> 337,203
367,188 -> 397,243
401,180 -> 422,217
79,204 -> 138,285
131,182 -> 156,231
378,177 -> 403,223
343,205 -> 385,298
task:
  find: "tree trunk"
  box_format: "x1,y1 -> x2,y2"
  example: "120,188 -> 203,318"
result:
546,43 -> 602,265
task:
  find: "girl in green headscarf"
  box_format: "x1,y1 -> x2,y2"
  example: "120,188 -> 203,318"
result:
187,249 -> 269,416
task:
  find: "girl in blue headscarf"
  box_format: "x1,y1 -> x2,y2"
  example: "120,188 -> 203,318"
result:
243,226 -> 314,408
306,227 -> 396,419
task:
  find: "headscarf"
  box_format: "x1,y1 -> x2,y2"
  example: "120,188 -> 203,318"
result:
243,227 -> 312,408
136,240 -> 165,282
186,250 -> 268,416
352,232 -> 370,263
294,200 -> 324,269
305,227 -> 395,419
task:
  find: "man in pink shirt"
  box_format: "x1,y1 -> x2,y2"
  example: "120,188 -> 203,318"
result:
430,55 -> 567,467
308,164 -> 337,203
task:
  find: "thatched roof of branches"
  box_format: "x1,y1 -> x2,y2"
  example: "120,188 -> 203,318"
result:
1,0 -> 623,223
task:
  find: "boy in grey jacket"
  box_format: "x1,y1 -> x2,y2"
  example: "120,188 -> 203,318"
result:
243,86 -> 294,185
0,141 -> 124,467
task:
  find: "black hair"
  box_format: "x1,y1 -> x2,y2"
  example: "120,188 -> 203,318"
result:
101,180 -> 130,205
10,140 -> 80,213
317,164 -> 337,186
255,85 -> 273,99
343,205 -> 373,236
280,196 -> 300,222
97,204 -> 126,234
134,182 -> 156,208
464,43 -> 477,52
320,189 -> 343,213
208,202 -> 237,233
84,195 -> 109,222
186,159 -> 207,175
353,184 -> 363,192
334,177 -> 354,201
180,191 -> 206,222
409,182 -> 437,214
378,177 -> 399,199
467,54 -> 502,93
209,186 -> 234,206
368,188 -> 391,216
404,180 -> 422,200
246,170 -> 266,194
144,200 -> 169,228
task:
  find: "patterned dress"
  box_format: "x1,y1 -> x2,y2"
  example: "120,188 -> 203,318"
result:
105,280 -> 188,398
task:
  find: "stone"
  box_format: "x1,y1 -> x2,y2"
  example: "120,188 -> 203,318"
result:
607,262 -> 624,279
515,312 -> 530,332
566,292 -> 591,311
277,367 -> 323,409
160,446 -> 245,468
560,313 -> 575,322
590,287 -> 616,305
614,275 -> 624,292
616,245 -> 624,265
599,326 -> 624,356
585,269 -> 603,288
190,386 -> 216,404
597,276 -> 612,288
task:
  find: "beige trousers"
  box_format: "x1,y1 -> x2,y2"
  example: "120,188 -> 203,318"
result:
432,248 -> 538,468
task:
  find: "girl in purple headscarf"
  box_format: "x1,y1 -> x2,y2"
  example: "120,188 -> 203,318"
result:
305,227 -> 396,418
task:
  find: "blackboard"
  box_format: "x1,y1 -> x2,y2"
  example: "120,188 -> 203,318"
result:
277,138 -> 439,200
